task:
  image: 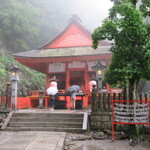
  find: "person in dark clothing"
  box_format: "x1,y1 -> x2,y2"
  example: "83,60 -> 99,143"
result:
49,95 -> 55,111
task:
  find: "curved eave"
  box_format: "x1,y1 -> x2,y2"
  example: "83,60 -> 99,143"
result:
14,53 -> 112,74
13,46 -> 112,74
13,53 -> 112,63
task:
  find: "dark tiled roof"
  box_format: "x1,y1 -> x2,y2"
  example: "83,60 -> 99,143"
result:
13,46 -> 111,58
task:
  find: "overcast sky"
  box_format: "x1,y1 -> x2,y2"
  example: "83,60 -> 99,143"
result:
71,0 -> 113,30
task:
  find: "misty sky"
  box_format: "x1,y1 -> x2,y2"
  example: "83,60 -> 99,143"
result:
70,0 -> 113,30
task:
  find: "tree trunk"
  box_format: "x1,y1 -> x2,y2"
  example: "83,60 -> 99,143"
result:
128,78 -> 139,100
128,78 -> 140,141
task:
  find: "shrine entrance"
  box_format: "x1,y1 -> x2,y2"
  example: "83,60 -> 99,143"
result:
69,70 -> 84,87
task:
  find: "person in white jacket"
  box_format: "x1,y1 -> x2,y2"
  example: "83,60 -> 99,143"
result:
46,81 -> 58,111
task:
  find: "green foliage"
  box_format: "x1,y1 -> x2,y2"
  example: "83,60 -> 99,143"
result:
0,52 -> 45,96
92,0 -> 150,89
0,0 -> 41,52
140,0 -> 150,17
0,54 -> 12,94
17,63 -> 46,96
0,0 -> 76,53
94,0 -> 150,141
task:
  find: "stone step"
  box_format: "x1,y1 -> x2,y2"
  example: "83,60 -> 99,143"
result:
4,112 -> 88,133
6,126 -> 83,133
13,113 -> 83,118
10,117 -> 83,123
8,122 -> 82,128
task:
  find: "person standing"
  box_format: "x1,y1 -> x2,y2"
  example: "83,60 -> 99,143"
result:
67,85 -> 80,110
70,92 -> 76,110
49,94 -> 55,111
46,80 -> 58,111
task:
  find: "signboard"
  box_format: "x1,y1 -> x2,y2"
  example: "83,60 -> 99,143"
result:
111,100 -> 150,141
114,103 -> 149,123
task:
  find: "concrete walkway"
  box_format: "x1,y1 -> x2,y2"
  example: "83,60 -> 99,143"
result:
0,131 -> 66,150
0,108 -> 91,150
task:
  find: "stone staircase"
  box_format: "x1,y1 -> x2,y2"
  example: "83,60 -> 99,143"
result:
4,112 -> 88,133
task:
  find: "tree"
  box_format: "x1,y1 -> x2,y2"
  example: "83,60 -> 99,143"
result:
92,0 -> 150,140
0,52 -> 46,97
0,0 -> 42,53
92,0 -> 150,99
140,0 -> 150,17
110,0 -> 139,5
0,0 -> 77,53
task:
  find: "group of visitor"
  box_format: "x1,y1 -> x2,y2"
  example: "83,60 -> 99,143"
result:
46,81 -> 80,111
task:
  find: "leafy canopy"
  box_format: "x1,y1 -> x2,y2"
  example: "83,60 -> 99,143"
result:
0,52 -> 46,96
0,0 -> 42,52
140,0 -> 150,17
0,0 -> 80,53
92,0 -> 150,87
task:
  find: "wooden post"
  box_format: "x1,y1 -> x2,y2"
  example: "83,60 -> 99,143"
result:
140,93 -> 144,104
98,92 -> 102,110
103,93 -> 107,111
145,93 -> 148,102
113,93 -> 116,101
91,85 -> 97,112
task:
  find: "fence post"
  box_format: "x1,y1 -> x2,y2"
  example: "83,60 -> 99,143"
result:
113,93 -> 116,101
91,85 -> 97,112
103,93 -> 107,111
98,93 -> 102,110
145,93 -> 149,102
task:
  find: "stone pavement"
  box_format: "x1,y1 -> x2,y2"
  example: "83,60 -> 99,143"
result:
0,131 -> 66,150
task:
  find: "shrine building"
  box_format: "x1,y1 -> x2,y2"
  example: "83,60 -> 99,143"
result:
13,15 -> 112,109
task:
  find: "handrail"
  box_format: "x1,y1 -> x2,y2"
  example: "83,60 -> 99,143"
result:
1,111 -> 14,130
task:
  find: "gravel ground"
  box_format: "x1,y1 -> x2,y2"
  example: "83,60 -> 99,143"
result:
64,133 -> 150,150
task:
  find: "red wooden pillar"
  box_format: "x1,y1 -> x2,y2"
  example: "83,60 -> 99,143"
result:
65,63 -> 70,89
46,97 -> 49,107
46,62 -> 50,89
65,63 -> 71,108
46,75 -> 49,89
83,62 -> 89,108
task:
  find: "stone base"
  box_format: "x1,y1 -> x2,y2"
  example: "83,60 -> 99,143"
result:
90,111 -> 111,131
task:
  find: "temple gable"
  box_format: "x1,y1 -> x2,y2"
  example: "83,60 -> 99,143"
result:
44,23 -> 92,48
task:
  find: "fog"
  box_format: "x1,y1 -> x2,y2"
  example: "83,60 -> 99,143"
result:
38,0 -> 113,31
0,0 -> 114,51
69,0 -> 113,30
33,0 -> 114,47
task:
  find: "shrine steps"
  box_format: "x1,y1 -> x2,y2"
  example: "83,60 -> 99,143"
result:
5,112 -> 88,133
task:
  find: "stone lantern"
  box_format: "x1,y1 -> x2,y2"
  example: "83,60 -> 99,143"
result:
92,61 -> 106,92
7,64 -> 20,110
